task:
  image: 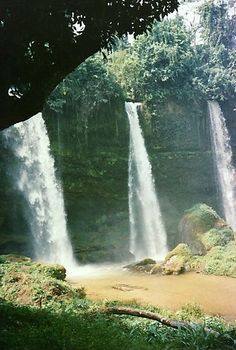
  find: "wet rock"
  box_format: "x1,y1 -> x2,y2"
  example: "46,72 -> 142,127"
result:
124,258 -> 156,273
135,258 -> 156,266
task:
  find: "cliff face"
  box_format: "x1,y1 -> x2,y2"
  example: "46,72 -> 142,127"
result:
0,98 -> 220,262
44,98 -> 218,262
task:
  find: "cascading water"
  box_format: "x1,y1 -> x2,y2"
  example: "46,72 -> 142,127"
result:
3,113 -> 77,273
208,100 -> 236,229
126,102 -> 168,260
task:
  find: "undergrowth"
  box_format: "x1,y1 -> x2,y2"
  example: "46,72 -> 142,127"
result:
0,298 -> 236,350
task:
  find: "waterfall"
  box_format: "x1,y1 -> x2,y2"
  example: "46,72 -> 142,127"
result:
208,100 -> 236,229
126,102 -> 168,260
3,113 -> 77,273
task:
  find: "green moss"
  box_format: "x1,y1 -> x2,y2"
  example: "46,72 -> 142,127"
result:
0,256 -> 85,306
201,242 -> 236,277
200,228 -> 234,250
183,203 -> 220,233
30,263 -> 66,281
135,258 -> 156,266
0,254 -> 31,263
164,243 -> 192,263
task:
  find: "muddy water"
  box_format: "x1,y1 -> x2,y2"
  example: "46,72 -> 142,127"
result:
69,269 -> 236,321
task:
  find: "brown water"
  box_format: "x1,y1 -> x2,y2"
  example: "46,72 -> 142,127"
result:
69,269 -> 236,321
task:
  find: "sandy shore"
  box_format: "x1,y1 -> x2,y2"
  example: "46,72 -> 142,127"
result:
68,267 -> 236,321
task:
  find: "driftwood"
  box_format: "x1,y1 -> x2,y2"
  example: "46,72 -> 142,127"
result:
106,307 -> 219,335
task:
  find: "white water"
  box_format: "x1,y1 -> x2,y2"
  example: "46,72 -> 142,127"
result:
126,102 -> 168,260
208,100 -> 236,229
3,113 -> 77,274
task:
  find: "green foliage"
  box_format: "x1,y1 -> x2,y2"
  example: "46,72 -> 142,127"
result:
0,257 -> 86,307
1,298 -> 236,350
201,242 -> 236,277
193,1 -> 236,101
107,3 -> 236,113
177,303 -> 204,321
47,54 -> 124,115
1,257 -> 236,350
108,17 -> 197,112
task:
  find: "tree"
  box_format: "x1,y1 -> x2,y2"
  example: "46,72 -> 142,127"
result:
193,0 -> 236,101
108,17 -> 196,113
0,0 -> 179,129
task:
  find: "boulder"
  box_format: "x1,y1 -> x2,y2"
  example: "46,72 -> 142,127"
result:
162,244 -> 193,275
124,258 -> 156,273
178,203 -> 232,255
135,258 -> 156,266
164,243 -> 192,263
162,255 -> 185,275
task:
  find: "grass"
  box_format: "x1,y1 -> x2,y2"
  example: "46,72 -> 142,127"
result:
0,255 -> 236,350
0,298 -> 236,350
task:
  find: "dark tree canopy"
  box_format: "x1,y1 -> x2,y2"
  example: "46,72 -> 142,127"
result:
0,0 -> 179,129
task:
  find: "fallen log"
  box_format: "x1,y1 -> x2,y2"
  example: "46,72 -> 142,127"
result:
106,306 -> 187,329
105,306 -> 219,335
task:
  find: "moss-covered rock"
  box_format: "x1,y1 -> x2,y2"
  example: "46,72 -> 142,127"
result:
124,258 -> 156,273
200,242 -> 236,277
162,255 -> 185,275
162,244 -> 193,275
150,263 -> 162,275
135,258 -> 156,266
0,255 -> 85,306
164,243 -> 192,263
178,203 -> 231,255
200,228 -> 234,251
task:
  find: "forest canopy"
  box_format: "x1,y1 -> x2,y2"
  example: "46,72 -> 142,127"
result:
47,1 -> 236,121
0,0 -> 179,129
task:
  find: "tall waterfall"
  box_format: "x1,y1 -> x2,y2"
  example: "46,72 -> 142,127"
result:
126,102 -> 168,260
3,113 -> 77,272
208,100 -> 236,229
